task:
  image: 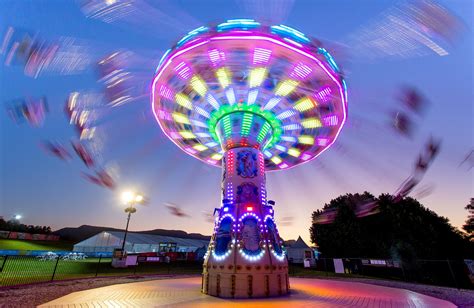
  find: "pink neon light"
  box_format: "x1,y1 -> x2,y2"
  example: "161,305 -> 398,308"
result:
208,48 -> 226,67
253,48 -> 272,65
174,61 -> 192,80
158,84 -> 174,100
290,62 -> 312,80
246,206 -> 253,211
316,137 -> 329,146
316,86 -> 332,102
301,153 -> 312,161
279,163 -> 289,169
151,31 -> 347,170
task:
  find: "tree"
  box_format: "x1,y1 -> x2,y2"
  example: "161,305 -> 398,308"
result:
310,193 -> 473,260
463,198 -> 474,240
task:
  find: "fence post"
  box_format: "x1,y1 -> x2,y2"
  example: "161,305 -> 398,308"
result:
324,258 -> 328,277
446,259 -> 459,289
95,254 -> 102,277
51,256 -> 60,281
0,255 -> 7,272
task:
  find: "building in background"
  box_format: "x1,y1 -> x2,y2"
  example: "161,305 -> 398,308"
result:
285,236 -> 316,264
73,231 -> 209,259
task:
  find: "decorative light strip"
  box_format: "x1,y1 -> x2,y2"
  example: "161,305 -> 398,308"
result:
193,144 -> 208,152
257,122 -> 271,143
190,75 -> 207,96
316,137 -> 329,146
287,148 -> 301,157
159,84 -> 174,100
263,97 -> 281,111
253,48 -> 272,65
249,67 -> 267,88
212,248 -> 232,261
175,93 -> 193,109
205,141 -> 219,147
275,79 -> 298,96
238,247 -> 265,262
216,67 -> 231,88
276,109 -> 296,120
275,144 -> 287,152
281,135 -> 297,142
241,113 -> 253,136
301,118 -> 322,128
208,104 -> 282,148
323,115 -> 338,126
171,112 -> 190,124
174,61 -> 192,80
271,156 -> 282,165
206,94 -> 220,110
179,131 -> 196,139
247,89 -> 258,105
283,123 -> 301,131
211,153 -> 223,160
225,88 -> 236,105
316,86 -> 332,102
290,62 -> 312,80
222,115 -> 232,137
194,106 -> 210,118
294,97 -> 317,112
208,49 -> 226,67
196,131 -> 211,138
298,135 -> 315,145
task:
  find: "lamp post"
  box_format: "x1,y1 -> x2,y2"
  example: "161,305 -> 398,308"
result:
120,192 -> 144,254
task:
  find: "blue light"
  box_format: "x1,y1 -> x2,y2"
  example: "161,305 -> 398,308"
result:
217,19 -> 260,32
176,26 -> 209,47
156,48 -> 171,72
271,25 -> 310,44
318,48 -> 340,73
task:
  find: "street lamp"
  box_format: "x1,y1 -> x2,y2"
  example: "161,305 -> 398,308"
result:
120,191 -> 145,254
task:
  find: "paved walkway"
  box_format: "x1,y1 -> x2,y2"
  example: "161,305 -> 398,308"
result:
40,277 -> 455,307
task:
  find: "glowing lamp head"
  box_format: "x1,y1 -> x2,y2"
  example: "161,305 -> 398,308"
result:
121,191 -> 135,203
246,206 -> 253,211
223,207 -> 229,212
14,214 -> 22,220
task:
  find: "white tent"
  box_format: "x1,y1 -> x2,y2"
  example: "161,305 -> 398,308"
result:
73,231 -> 209,254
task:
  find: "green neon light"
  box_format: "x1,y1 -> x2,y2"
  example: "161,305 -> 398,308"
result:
208,103 -> 283,149
241,113 -> 253,136
222,115 -> 232,137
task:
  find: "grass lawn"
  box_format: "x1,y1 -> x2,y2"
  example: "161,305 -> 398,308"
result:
0,257 -> 202,286
0,239 -> 73,251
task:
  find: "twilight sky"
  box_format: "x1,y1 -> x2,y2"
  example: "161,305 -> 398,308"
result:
0,0 -> 472,244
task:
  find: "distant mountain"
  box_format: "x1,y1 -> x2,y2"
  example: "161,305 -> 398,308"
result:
54,225 -> 211,243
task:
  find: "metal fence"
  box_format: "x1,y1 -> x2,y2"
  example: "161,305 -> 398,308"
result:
289,257 -> 473,289
1,255 -> 472,289
0,255 -> 202,287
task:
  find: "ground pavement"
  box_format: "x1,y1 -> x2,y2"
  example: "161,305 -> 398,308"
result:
40,276 -> 455,307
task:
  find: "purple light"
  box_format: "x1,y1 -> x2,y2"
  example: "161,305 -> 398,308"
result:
323,115 -> 338,126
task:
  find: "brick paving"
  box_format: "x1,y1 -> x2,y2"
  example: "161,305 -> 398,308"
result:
39,277 -> 455,307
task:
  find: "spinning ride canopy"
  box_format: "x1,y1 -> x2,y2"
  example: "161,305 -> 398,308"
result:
151,19 -> 348,171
